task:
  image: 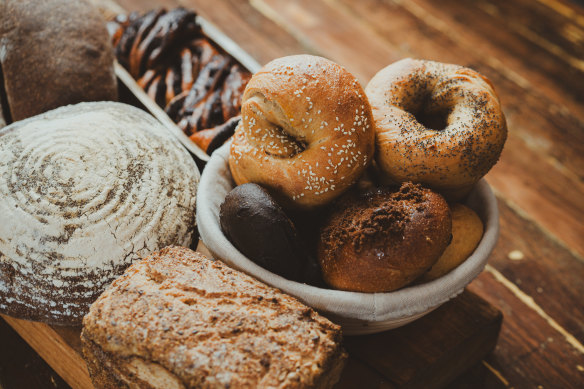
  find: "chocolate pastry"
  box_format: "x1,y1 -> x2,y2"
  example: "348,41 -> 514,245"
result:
108,8 -> 251,154
318,182 -> 452,292
220,183 -> 313,282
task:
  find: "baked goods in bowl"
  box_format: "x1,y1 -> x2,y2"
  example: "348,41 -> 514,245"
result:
318,183 -> 452,293
82,246 -> 347,389
366,58 -> 507,201
229,55 -> 375,210
197,142 -> 499,334
0,102 -> 199,325
0,0 -> 117,125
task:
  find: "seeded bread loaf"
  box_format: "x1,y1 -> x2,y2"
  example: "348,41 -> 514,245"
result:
81,246 -> 347,389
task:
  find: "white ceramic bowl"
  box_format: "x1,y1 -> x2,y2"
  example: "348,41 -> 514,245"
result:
196,142 -> 499,335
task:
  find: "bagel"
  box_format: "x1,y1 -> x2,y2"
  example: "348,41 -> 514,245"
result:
366,58 -> 507,200
229,55 -> 375,209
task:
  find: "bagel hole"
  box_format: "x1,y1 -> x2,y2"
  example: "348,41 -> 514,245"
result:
264,124 -> 307,158
413,106 -> 449,132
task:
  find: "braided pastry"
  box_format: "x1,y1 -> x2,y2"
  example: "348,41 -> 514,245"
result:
109,8 -> 251,154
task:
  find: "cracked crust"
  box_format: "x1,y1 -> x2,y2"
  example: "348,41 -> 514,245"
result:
0,102 -> 199,325
82,246 -> 347,389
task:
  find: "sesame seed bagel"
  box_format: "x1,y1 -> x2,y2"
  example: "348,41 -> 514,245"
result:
229,55 -> 375,209
366,58 -> 507,201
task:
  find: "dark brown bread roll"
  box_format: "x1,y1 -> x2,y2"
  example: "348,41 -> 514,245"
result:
82,247 -> 347,389
0,0 -> 117,124
220,183 -> 310,282
318,183 -> 452,292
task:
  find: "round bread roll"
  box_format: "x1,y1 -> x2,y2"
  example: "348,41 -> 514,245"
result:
318,183 -> 452,292
220,183 -> 309,281
366,58 -> 507,201
422,204 -> 483,281
0,0 -> 117,124
0,102 -> 199,325
229,55 -> 375,210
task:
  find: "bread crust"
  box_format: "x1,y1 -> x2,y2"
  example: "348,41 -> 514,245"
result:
0,0 -> 118,122
82,247 -> 347,389
229,55 -> 375,209
422,203 -> 483,281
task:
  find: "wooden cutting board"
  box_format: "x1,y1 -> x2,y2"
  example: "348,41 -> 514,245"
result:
2,289 -> 502,389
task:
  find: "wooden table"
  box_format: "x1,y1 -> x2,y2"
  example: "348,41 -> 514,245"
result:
1,0 -> 583,388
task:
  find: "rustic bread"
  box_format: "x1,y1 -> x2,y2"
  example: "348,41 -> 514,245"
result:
0,0 -> 117,124
82,246 -> 347,389
0,102 -> 199,325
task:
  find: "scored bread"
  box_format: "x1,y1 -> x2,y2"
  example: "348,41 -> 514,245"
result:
0,102 -> 199,325
82,246 -> 347,389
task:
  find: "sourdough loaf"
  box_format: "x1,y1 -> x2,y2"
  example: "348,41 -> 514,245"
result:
0,102 -> 199,325
82,246 -> 347,389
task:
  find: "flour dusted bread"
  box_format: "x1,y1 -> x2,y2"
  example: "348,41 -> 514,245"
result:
0,102 -> 198,325
0,0 -> 117,124
82,246 -> 347,389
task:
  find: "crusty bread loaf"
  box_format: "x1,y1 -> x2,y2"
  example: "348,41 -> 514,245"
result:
0,0 -> 117,123
82,246 -> 347,389
0,102 -> 199,325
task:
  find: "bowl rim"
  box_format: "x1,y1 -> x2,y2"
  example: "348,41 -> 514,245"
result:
197,141 -> 499,322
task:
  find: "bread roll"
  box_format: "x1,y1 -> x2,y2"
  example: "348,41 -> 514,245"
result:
0,0 -> 117,124
422,204 -> 483,281
82,247 -> 346,389
0,102 -> 198,325
318,183 -> 452,292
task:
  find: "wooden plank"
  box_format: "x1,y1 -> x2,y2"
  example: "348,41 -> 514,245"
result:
330,0 -> 584,183
115,0 -> 309,66
491,198 -> 584,340
468,271 -> 584,388
0,315 -> 91,389
0,317 -> 69,389
344,291 -> 502,388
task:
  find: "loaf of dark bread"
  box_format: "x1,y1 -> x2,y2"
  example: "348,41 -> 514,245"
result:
82,247 -> 347,388
0,0 -> 117,124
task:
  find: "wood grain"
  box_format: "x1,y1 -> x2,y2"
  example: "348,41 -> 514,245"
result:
468,272 -> 584,388
252,0 -> 584,259
0,316 -> 91,389
2,0 -> 583,388
344,291 -> 502,388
